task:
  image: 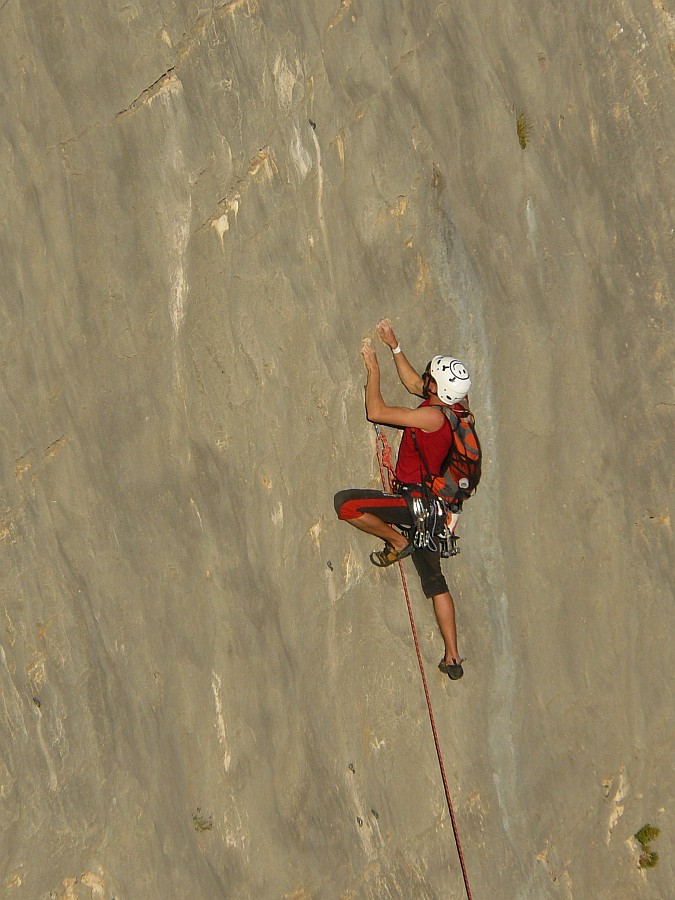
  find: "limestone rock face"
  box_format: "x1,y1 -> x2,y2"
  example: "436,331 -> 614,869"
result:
1,1 -> 672,897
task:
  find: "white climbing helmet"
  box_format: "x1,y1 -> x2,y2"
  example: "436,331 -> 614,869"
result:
429,356 -> 471,404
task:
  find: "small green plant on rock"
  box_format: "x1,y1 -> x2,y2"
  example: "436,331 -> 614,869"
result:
516,111 -> 532,149
639,849 -> 659,869
193,807 -> 213,832
635,824 -> 660,845
634,823 -> 660,869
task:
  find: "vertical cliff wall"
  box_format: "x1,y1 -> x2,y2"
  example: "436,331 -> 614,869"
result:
1,1 -> 672,897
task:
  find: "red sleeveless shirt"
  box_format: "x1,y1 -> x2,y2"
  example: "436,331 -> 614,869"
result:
395,400 -> 453,484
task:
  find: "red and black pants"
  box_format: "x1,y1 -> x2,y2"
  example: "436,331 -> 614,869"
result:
333,488 -> 449,598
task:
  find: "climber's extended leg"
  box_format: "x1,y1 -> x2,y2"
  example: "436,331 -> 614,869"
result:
433,591 -> 463,678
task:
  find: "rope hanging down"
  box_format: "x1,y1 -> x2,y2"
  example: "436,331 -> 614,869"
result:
374,425 -> 474,900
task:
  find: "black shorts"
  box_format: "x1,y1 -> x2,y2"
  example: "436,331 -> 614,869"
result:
334,488 -> 449,598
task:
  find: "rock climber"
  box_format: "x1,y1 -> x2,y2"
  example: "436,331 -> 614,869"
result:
334,320 -> 473,681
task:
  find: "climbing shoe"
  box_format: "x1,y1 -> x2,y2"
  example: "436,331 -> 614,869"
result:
438,658 -> 465,680
369,541 -> 414,568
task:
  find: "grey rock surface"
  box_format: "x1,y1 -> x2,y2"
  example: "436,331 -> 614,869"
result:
1,0 -> 673,897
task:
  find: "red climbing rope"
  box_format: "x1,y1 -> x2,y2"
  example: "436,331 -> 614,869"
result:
374,425 -> 474,900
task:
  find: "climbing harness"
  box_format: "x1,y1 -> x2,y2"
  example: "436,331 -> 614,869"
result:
375,423 -> 460,555
373,424 -> 474,900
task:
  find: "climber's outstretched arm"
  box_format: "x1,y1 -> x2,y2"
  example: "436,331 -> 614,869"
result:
376,319 -> 424,396
361,343 -> 443,431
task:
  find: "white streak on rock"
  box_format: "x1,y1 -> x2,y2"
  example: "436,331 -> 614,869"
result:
310,126 -> 335,292
34,709 -> 58,792
309,521 -> 321,546
170,201 -> 192,341
210,194 -> 240,244
169,197 -> 192,407
118,70 -> 183,117
190,497 -> 204,531
526,196 -> 537,256
273,53 -> 300,113
211,672 -> 231,772
606,767 -> 628,842
213,214 -> 229,238
290,124 -> 312,181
